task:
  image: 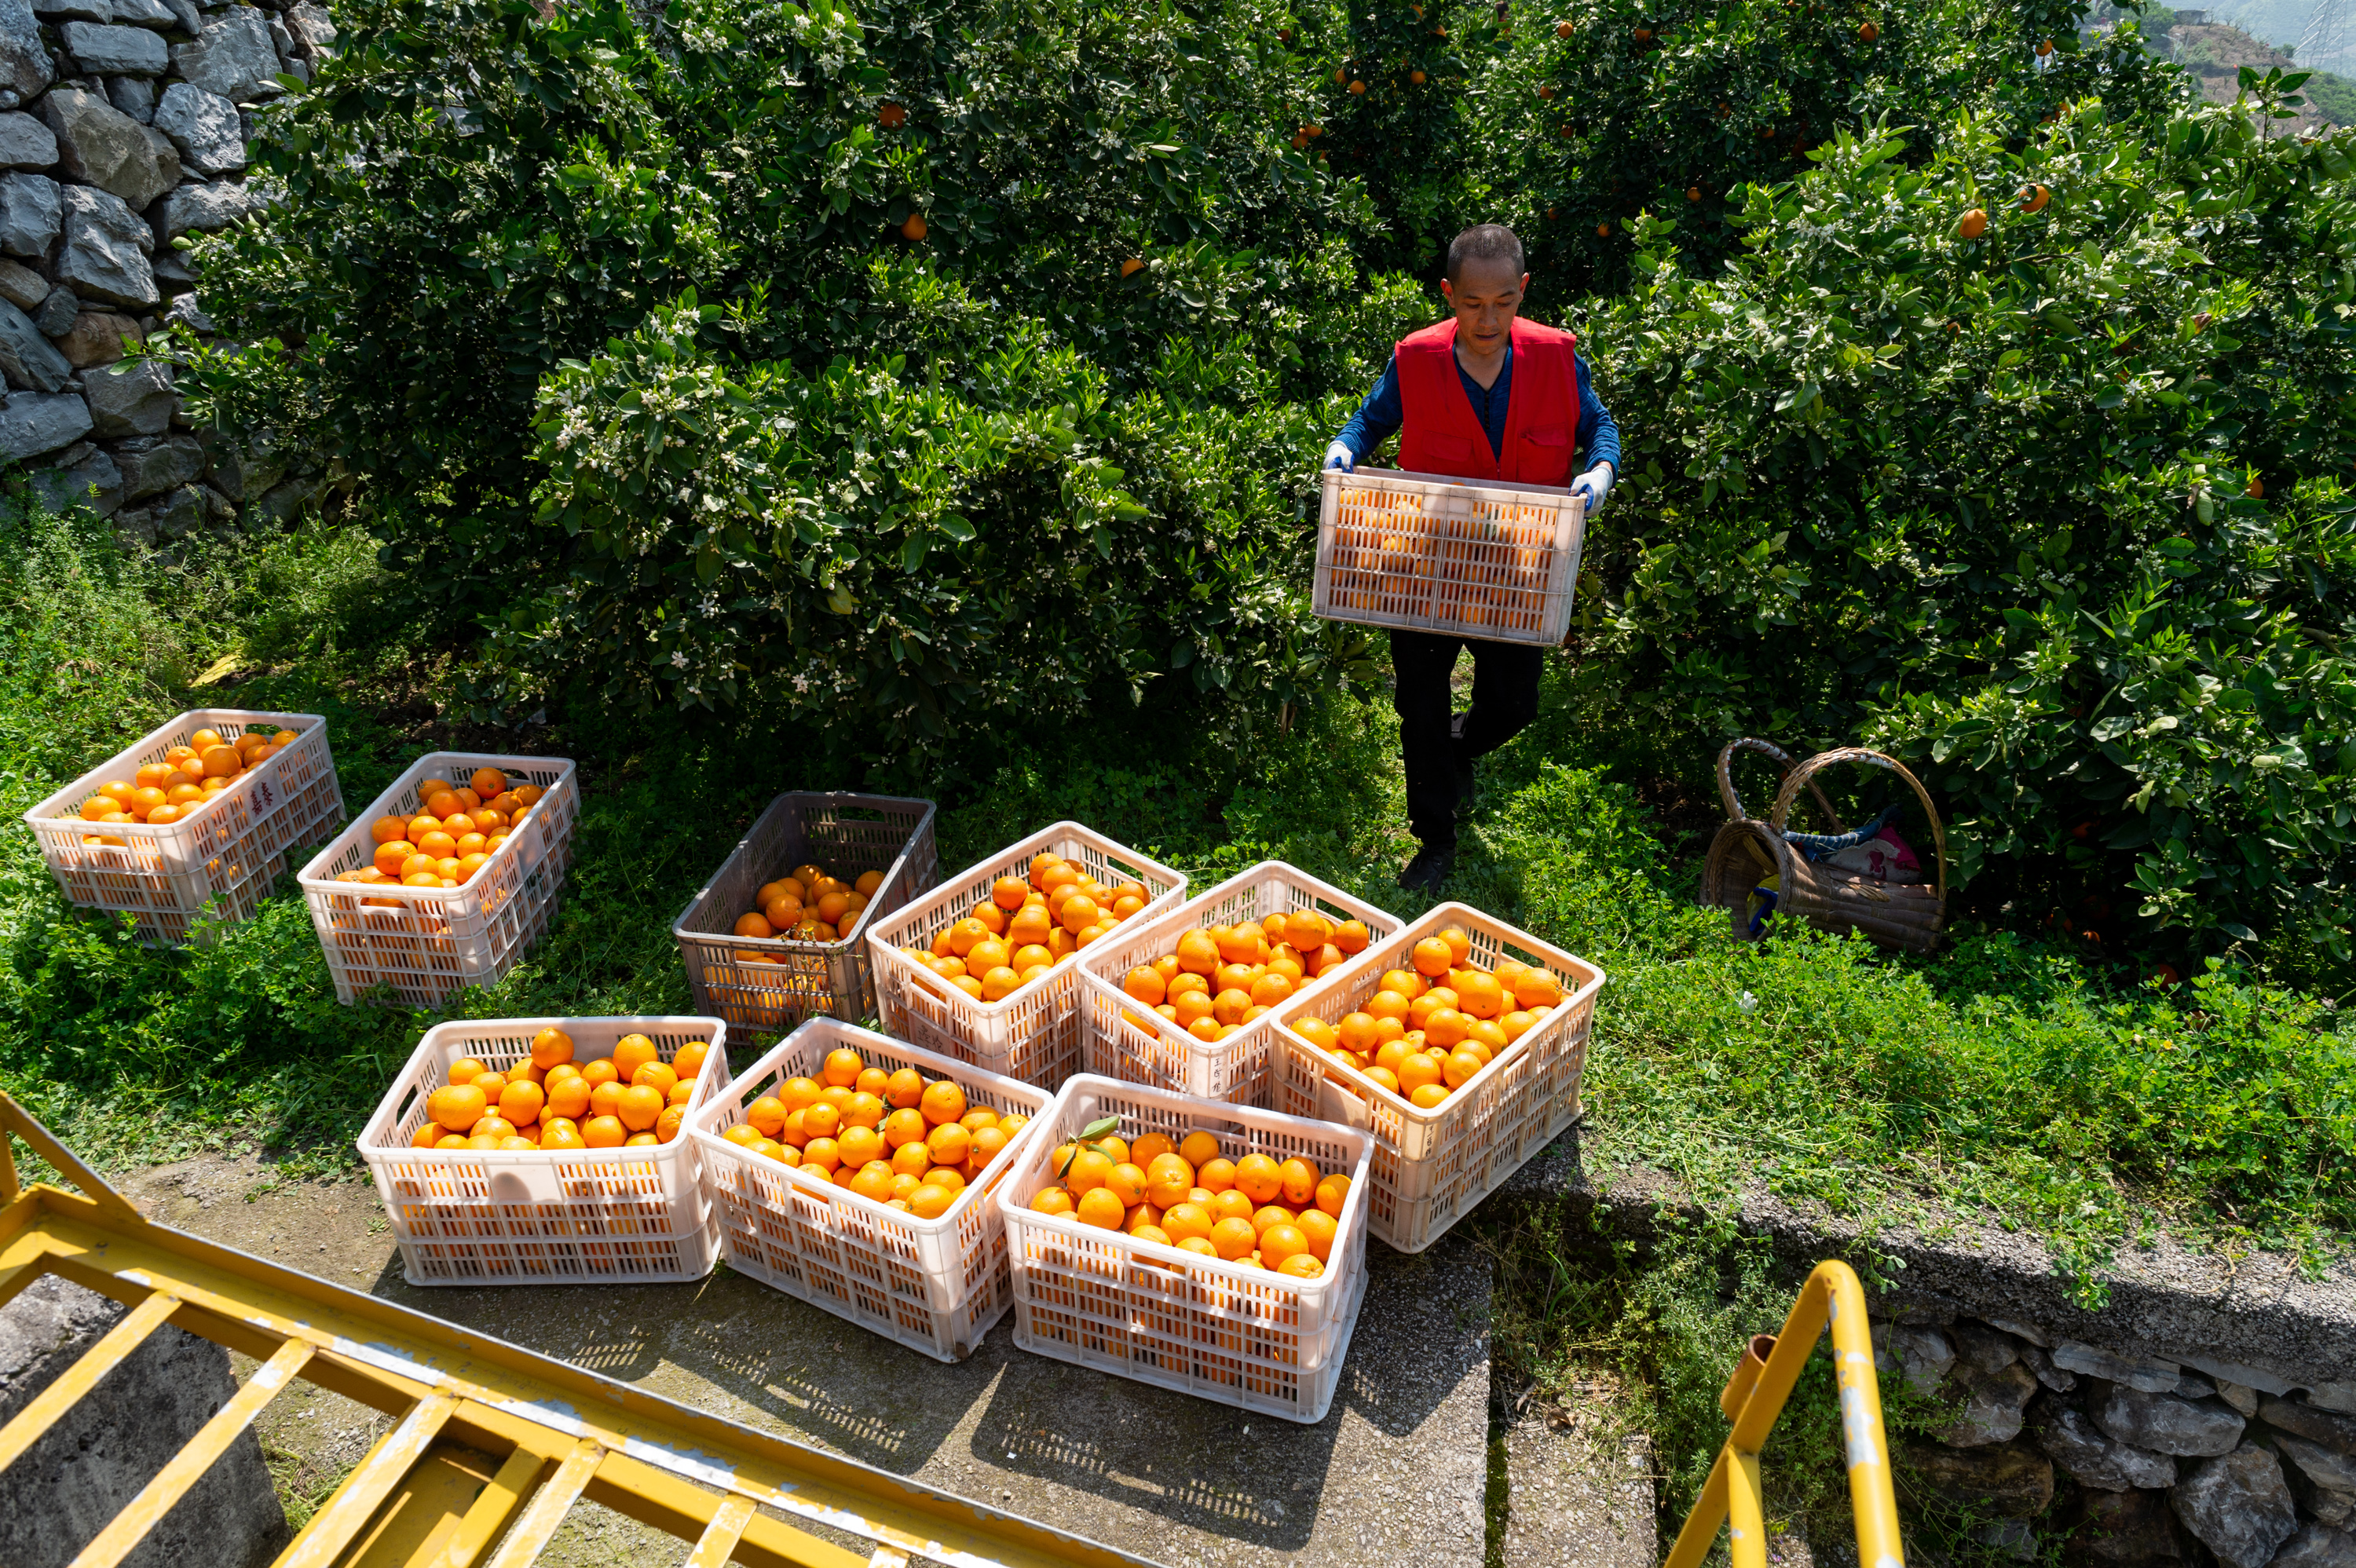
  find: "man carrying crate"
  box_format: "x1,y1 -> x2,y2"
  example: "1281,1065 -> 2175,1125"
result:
1323,224 -> 1621,894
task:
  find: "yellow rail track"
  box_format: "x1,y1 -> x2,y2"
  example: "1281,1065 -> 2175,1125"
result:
1663,1259 -> 1906,1568
0,1089 -> 1143,1568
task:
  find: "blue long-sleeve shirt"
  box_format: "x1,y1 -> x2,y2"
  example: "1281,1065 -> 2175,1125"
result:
1334,345 -> 1620,476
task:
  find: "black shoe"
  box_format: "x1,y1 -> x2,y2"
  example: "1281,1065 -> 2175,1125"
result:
1399,844 -> 1454,894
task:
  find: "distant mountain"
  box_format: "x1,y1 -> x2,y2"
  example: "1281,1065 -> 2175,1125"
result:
2091,5 -> 2350,130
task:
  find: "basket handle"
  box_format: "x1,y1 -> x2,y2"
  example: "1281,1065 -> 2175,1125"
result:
1716,736 -> 1842,831
1767,747 -> 1949,907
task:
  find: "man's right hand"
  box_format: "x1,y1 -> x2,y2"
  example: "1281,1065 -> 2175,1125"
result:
1323,440 -> 1355,473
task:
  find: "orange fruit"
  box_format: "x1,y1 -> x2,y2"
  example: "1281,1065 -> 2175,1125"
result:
1178,1131 -> 1220,1167
1278,1253 -> 1324,1278
542,1121 -> 587,1151
891,1140 -> 931,1177
1104,1162 -> 1150,1206
1333,919 -> 1370,954
746,1095 -> 788,1135
1066,1149 -> 1114,1195
848,1162 -> 894,1201
734,912 -> 774,939
657,1105 -> 688,1143
884,1068 -> 924,1108
470,767 -> 507,798
409,1122 -> 442,1150
1145,1153 -> 1195,1208
822,1047 -> 864,1087
616,1084 -> 664,1131
800,1137 -> 841,1173
1454,973 -> 1505,1020
369,816 -> 409,845
672,1040 -> 709,1079
1178,1237 -> 1220,1258
882,1106 -> 927,1148
1260,1224 -> 1310,1267
910,1182 -> 956,1219
927,1122 -> 971,1166
1124,967 -> 1168,1005
1197,1157 -> 1236,1193
1398,1053 -> 1443,1095
1298,1207 -> 1339,1261
529,1027 -> 574,1069
612,1033 -> 659,1080
589,1081 -> 624,1118
844,1091 -> 887,1130
801,1101 -> 840,1139
920,1079 -> 967,1126
1412,937 -> 1454,977
1957,207 -> 1988,239
583,1115 -> 626,1148
631,1061 -> 679,1098
373,841 -> 416,877
498,1081 -> 544,1125
428,1084 -> 488,1132
837,1125 -> 885,1168
1233,1153 -> 1282,1204
1174,930 -> 1220,975
1030,1187 -> 1076,1215
1210,1189 -> 1255,1224
1279,1157 -> 1319,1206
1162,1202 -> 1214,1242
1209,1217 -> 1257,1259
1072,1187 -> 1125,1228
1444,1049 -> 1484,1088
779,1075 -> 821,1110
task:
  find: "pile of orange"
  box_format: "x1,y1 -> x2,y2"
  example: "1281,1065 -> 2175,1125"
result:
902,850 -> 1153,1003
731,863 -> 886,952
411,1028 -> 706,1153
337,768 -> 545,901
1028,1122 -> 1348,1277
719,1043 -> 1027,1218
1285,925 -> 1564,1108
1116,908 -> 1372,1044
70,725 -> 302,840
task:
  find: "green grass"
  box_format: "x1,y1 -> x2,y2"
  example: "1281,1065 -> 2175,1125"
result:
2,504 -> 2351,1308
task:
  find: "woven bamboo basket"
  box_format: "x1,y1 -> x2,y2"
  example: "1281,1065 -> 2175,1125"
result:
1699,738 -> 1948,955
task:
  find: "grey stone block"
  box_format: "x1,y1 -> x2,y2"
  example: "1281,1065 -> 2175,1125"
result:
254,468 -> 323,523
0,386 -> 87,455
0,107 -> 53,166
2279,1433 -> 2356,1494
42,86 -> 178,207
56,182 -> 157,308
1875,1321 -> 1955,1397
59,306 -> 137,363
152,79 -> 240,173
26,440 -> 117,512
2067,1487 -> 2188,1565
113,428 -> 197,497
107,0 -> 174,27
2171,1444 -> 2299,1568
284,0 -> 331,53
0,253 -> 43,305
170,5 -> 279,102
149,174 -> 246,240
60,20 -> 169,75
107,72 -> 154,120
31,0 -> 107,18
0,0 -> 54,99
2094,1382 -> 2248,1457
161,0 -> 195,30
0,291 -> 70,387
2038,1405 -> 2179,1492
146,477 -> 201,533
1902,1439 -> 2056,1519
1944,1358 -> 2040,1448
2056,1341 -> 2185,1394
82,353 -> 167,433
2263,1398 -> 2356,1456
2274,1524 -> 2356,1568
0,168 -> 60,257
0,1274 -> 287,1568
33,282 -> 76,334
159,288 -> 207,332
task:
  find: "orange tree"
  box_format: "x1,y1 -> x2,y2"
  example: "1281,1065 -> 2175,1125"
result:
1302,0 -> 2175,289
177,0 -> 1425,745
1571,83 -> 2356,966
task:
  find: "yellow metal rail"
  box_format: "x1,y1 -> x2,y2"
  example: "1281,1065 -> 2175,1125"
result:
1663,1260 -> 1906,1568
0,1090 -> 1142,1568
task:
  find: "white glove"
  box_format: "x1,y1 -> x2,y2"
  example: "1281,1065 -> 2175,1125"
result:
1323,440 -> 1355,473
1571,462 -> 1613,514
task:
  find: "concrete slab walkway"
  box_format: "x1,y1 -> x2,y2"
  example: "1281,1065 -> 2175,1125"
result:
113,1155 -> 1501,1566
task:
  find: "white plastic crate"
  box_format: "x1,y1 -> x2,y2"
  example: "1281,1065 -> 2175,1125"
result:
1268,902 -> 1604,1254
356,1014 -> 729,1285
23,708 -> 344,945
296,752 -> 580,1007
998,1073 -> 1372,1424
1314,465 -> 1588,646
1076,861 -> 1402,1108
864,822 -> 1186,1090
688,1019 -> 1051,1362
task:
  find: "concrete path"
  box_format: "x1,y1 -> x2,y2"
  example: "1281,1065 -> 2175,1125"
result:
112,1155 -> 1524,1566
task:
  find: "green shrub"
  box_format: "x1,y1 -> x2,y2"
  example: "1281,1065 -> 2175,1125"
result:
1571,88 -> 2356,963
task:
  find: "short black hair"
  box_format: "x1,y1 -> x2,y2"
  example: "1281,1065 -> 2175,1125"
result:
1446,224 -> 1526,282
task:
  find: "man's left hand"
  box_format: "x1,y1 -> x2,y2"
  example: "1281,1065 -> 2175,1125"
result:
1571,463 -> 1614,516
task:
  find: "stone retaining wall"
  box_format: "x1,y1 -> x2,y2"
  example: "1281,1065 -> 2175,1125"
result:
1878,1298 -> 2356,1566
0,0 -> 329,538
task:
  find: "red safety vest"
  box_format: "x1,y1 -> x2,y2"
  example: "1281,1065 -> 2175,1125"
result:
1393,316 -> 1580,487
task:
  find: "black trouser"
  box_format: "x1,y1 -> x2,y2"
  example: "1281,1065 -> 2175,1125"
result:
1389,628 -> 1544,850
